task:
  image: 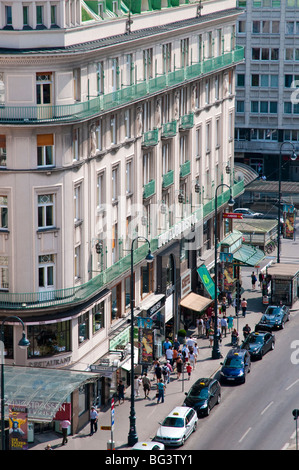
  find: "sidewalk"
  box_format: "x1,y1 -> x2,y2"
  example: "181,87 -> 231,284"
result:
30,262 -> 280,451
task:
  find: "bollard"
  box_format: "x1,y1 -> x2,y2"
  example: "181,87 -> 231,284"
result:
107,439 -> 115,450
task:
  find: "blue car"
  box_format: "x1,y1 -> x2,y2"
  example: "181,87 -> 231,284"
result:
220,349 -> 251,384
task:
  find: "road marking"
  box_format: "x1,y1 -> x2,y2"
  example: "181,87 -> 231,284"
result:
260,401 -> 274,415
290,428 -> 299,440
281,442 -> 289,450
239,427 -> 252,443
285,379 -> 299,391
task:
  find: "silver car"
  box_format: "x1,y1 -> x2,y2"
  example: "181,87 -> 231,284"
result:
155,406 -> 198,447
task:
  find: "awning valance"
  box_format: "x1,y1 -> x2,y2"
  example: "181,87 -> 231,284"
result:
2,365 -> 99,422
233,244 -> 265,267
180,292 -> 212,313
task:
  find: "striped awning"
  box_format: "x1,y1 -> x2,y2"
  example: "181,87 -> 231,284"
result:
233,244 -> 265,267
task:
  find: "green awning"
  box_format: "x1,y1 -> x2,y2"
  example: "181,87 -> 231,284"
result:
2,365 -> 99,422
233,244 -> 265,267
197,265 -> 217,300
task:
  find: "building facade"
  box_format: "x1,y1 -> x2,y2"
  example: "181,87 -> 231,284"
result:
235,0 -> 299,181
0,0 -> 244,433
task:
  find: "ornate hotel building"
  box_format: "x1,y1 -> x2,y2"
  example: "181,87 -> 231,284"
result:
0,0 -> 244,432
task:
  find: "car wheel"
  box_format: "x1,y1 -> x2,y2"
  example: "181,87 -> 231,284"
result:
181,436 -> 186,446
271,341 -> 275,350
193,422 -> 197,432
281,322 -> 285,329
206,406 -> 211,416
216,394 -> 221,405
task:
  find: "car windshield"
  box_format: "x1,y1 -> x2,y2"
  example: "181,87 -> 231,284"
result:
248,335 -> 264,344
265,307 -> 281,316
224,356 -> 243,368
162,417 -> 184,428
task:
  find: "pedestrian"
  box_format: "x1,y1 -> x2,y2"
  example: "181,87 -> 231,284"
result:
221,315 -> 228,337
45,444 -> 52,450
155,362 -> 162,383
243,323 -> 251,339
228,314 -> 234,333
233,297 -> 239,316
89,406 -> 98,436
162,363 -> 170,385
173,337 -> 180,351
156,379 -> 166,403
60,419 -> 71,446
241,298 -> 247,317
231,328 -> 239,346
134,375 -> 142,397
204,316 -> 210,338
221,297 -> 227,315
172,347 -> 178,368
186,336 -> 195,350
251,271 -> 257,290
163,338 -> 172,356
208,327 -> 214,348
176,357 -> 183,380
165,346 -> 173,366
193,342 -> 198,362
181,344 -> 189,363
196,317 -> 203,337
258,272 -> 264,289
117,380 -> 125,404
189,351 -> 196,369
142,372 -> 151,399
186,362 -> 192,380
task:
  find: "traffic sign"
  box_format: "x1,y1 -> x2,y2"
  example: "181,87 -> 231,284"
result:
223,212 -> 243,219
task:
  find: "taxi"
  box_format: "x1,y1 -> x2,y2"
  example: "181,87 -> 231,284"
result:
155,406 -> 198,447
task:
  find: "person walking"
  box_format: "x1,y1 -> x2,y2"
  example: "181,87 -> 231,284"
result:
251,271 -> 257,290
162,363 -> 170,386
155,362 -> 162,383
189,350 -> 196,370
196,317 -> 204,337
134,375 -> 142,397
142,372 -> 151,399
243,323 -> 251,339
60,419 -> 71,446
228,314 -> 234,333
156,379 -> 166,404
89,406 -> 98,436
117,380 -> 125,404
241,298 -> 247,317
165,346 -> 173,366
208,327 -> 214,348
186,362 -> 192,380
221,315 -> 228,337
176,357 -> 183,380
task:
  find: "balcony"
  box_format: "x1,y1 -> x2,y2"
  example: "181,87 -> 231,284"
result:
142,129 -> 159,148
162,170 -> 174,189
0,47 -> 245,125
162,120 -> 177,139
143,179 -> 156,199
179,112 -> 194,130
180,160 -> 191,179
0,180 -> 244,310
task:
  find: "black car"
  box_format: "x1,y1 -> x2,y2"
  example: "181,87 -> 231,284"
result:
241,331 -> 275,360
220,349 -> 251,384
255,305 -> 290,331
183,378 -> 221,417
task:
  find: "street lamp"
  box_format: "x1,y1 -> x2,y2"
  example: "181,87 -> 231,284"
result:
212,184 -> 234,360
128,236 -> 153,447
1,316 -> 30,450
277,142 -> 297,263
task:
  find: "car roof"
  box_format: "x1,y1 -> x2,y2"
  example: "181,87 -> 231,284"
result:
132,441 -> 164,449
167,406 -> 193,418
248,331 -> 269,338
192,377 -> 213,387
227,348 -> 247,357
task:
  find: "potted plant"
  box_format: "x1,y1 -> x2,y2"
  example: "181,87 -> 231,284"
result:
177,329 -> 187,344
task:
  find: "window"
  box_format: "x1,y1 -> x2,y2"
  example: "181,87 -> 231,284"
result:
124,109 -> 131,139
92,301 -> 105,333
0,196 -> 8,229
162,143 -> 171,175
261,48 -> 269,60
0,256 -> 9,290
97,62 -> 104,95
37,134 -> 54,166
51,5 -> 57,26
143,152 -> 152,185
111,283 -> 121,320
36,5 -> 44,26
112,166 -> 119,202
195,126 -> 202,157
0,135 -> 6,167
110,114 -> 117,145
179,135 -> 188,164
143,48 -> 153,81
286,21 -> 294,34
97,172 -> 105,209
78,312 -> 89,344
181,38 -> 189,67
162,43 -> 172,74
251,101 -> 259,113
36,73 -> 52,105
285,49 -> 294,61
28,321 -> 71,358
5,6 -> 12,27
252,48 -> 260,60
206,122 -> 211,153
38,194 -> 54,228
238,21 -> 246,33
252,21 -> 260,34
38,254 -> 55,290
111,58 -> 119,92
95,120 -> 102,151
74,245 -> 80,279
271,48 -> 279,61
73,128 -> 79,160
126,160 -> 133,194
23,6 -> 29,27
141,263 -> 154,298
74,185 -> 81,223
251,74 -> 259,87
237,74 -> 245,87
236,101 -> 245,113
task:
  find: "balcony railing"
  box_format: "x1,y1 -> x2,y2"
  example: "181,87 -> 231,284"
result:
180,112 -> 194,130
162,170 -> 174,188
0,180 -> 244,310
143,179 -> 156,199
162,120 -> 177,138
0,47 -> 244,124
142,129 -> 159,147
180,160 -> 191,178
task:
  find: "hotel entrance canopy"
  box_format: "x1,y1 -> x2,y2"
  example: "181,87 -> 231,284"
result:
1,365 -> 99,422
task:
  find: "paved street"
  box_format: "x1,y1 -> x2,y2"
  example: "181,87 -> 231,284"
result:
29,228 -> 299,452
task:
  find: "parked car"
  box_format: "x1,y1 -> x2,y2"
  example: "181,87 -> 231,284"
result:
155,406 -> 198,447
220,349 -> 251,384
183,377 -> 221,417
255,305 -> 290,331
241,331 -> 275,360
233,208 -> 263,218
132,441 -> 165,450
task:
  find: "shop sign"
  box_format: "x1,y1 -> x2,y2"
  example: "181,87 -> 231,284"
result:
28,355 -> 72,368
9,405 -> 28,450
54,403 -> 72,421
181,270 -> 191,299
146,298 -> 165,317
